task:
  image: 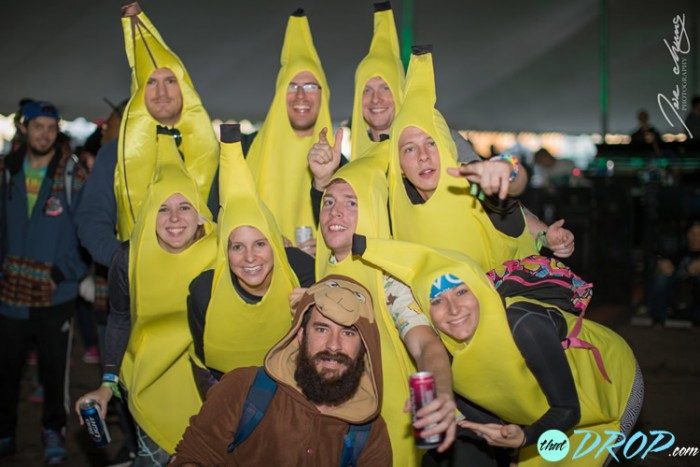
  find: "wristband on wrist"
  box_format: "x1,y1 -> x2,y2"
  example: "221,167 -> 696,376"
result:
492,154 -> 520,182
101,373 -> 121,399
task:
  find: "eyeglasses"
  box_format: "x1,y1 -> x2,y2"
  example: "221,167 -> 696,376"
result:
287,83 -> 321,94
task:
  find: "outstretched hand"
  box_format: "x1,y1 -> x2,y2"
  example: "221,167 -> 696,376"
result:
458,419 -> 525,449
404,394 -> 457,453
308,127 -> 343,191
447,160 -> 513,200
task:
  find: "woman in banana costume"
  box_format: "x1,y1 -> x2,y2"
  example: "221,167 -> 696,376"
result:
354,236 -> 644,467
187,124 -> 314,396
388,47 -> 575,272
115,2 -> 218,240
77,130 -> 217,464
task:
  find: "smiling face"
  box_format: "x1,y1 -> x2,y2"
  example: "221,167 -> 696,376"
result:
228,225 -> 274,296
286,71 -> 322,137
320,181 -> 358,262
155,193 -> 202,254
297,306 -> 363,379
144,67 -> 183,127
362,76 -> 395,140
429,283 -> 480,343
398,126 -> 441,201
23,116 -> 59,157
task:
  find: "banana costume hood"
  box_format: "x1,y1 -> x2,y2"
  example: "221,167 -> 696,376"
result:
315,151 -> 422,466
265,275 -> 382,424
199,125 -> 298,374
388,47 -> 497,271
246,9 -> 333,243
350,1 -> 404,159
356,237 -> 639,467
120,130 -> 217,454
115,2 -> 218,239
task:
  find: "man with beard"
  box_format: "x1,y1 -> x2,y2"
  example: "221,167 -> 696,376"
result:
171,276 -> 391,466
0,101 -> 87,464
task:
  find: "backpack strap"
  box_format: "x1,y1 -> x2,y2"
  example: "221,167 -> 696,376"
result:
227,367 -> 277,453
339,421 -> 373,467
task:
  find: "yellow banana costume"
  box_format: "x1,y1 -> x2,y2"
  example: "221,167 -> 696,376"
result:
357,237 -> 638,467
115,2 -> 218,240
246,9 -> 333,243
388,48 -> 538,271
350,1 -> 404,159
315,148 -> 421,467
200,128 -> 297,374
120,132 -> 217,454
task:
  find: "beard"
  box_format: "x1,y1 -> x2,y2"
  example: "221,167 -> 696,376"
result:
28,142 -> 54,157
294,335 -> 366,407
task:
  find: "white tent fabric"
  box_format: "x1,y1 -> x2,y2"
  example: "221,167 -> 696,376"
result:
1,0 -> 698,134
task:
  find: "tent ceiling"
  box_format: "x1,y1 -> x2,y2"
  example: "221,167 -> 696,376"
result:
1,0 -> 697,134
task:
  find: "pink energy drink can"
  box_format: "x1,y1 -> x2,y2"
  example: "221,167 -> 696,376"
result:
409,372 -> 444,449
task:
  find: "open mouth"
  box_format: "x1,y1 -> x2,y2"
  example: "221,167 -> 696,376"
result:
166,226 -> 186,236
242,265 -> 263,274
419,168 -> 436,178
293,104 -> 310,113
326,224 -> 347,232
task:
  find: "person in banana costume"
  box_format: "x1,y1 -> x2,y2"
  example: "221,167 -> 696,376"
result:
187,124 -> 314,396
76,2 -> 219,269
388,46 -> 575,272
353,236 -> 643,467
315,149 -> 457,466
246,9 -> 336,247
76,129 -> 217,464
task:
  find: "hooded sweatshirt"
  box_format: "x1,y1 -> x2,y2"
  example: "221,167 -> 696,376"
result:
173,275 -> 390,466
114,2 -> 218,240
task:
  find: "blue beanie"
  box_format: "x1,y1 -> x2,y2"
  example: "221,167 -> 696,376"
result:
430,274 -> 464,300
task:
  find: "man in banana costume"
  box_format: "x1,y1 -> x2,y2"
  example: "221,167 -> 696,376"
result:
246,9 -> 336,245
76,1 -> 218,267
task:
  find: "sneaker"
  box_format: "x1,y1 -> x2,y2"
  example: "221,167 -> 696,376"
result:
82,346 -> 100,364
27,350 -> 38,365
0,436 -> 16,460
42,428 -> 67,465
29,385 -> 44,404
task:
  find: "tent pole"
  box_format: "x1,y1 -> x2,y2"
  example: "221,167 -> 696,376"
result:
400,0 -> 414,71
599,0 -> 609,138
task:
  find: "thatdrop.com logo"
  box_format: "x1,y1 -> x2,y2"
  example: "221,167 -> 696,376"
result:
537,429 -> 698,462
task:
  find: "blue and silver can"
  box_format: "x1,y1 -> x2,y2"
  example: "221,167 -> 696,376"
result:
79,399 -> 111,447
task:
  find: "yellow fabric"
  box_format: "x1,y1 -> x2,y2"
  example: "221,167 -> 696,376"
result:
115,8 -> 218,239
359,238 -> 638,467
120,133 -> 217,454
201,136 -> 297,373
488,205 -> 539,265
246,12 -> 333,243
387,50 -> 494,271
350,4 -> 404,159
315,151 -> 421,466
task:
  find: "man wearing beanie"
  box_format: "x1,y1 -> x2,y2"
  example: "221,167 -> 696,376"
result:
0,100 -> 88,464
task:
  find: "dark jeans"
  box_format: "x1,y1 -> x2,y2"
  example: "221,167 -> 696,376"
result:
0,300 -> 75,437
75,297 -> 98,349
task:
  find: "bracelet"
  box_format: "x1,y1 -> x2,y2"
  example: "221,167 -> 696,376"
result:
101,373 -> 121,399
492,154 -> 520,182
535,230 -> 549,251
